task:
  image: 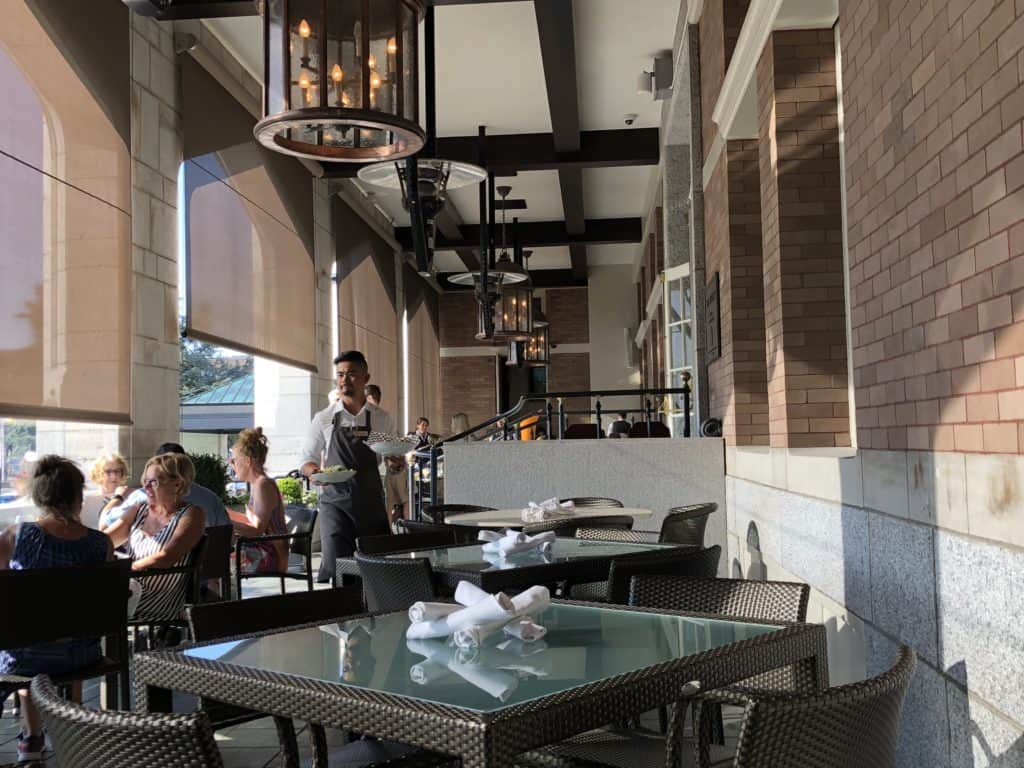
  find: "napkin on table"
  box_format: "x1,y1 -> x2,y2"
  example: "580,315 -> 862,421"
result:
405,592 -> 514,640
521,497 -> 575,522
480,529 -> 555,556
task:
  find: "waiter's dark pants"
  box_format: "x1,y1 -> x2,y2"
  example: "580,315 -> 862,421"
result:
317,497 -> 358,583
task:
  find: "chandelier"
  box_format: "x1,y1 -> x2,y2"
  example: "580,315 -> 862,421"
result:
508,296 -> 550,367
254,0 -> 426,163
475,193 -> 532,341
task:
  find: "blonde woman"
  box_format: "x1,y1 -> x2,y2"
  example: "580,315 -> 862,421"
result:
104,453 -> 206,621
229,428 -> 288,573
82,452 -> 129,529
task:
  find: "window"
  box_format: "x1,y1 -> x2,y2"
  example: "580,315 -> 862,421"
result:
664,265 -> 696,435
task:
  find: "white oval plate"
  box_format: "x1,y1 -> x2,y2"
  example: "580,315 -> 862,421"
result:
367,433 -> 419,457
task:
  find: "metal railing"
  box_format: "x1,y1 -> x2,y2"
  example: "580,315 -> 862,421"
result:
408,379 -> 694,520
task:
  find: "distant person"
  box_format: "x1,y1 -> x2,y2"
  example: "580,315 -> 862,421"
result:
0,456 -> 112,763
365,384 -> 382,408
449,412 -> 471,442
100,442 -> 229,529
103,453 -> 206,621
607,412 -> 631,438
300,350 -> 391,581
409,417 -> 432,449
229,428 -> 288,573
81,452 -> 129,529
0,451 -> 40,518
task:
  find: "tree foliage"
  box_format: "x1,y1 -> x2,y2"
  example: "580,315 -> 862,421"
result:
179,322 -> 252,400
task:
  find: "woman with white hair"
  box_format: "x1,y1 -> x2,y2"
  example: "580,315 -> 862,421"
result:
81,452 -> 129,529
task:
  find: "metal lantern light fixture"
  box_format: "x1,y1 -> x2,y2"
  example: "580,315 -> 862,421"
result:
255,0 -> 426,163
475,205 -> 532,341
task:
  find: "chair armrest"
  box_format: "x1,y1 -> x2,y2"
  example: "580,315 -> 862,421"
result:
237,531 -> 312,546
133,564 -> 194,578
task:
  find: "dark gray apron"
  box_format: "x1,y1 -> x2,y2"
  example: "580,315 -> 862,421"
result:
316,409 -> 388,582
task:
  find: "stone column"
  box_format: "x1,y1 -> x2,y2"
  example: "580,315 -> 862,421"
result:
757,30 -> 850,448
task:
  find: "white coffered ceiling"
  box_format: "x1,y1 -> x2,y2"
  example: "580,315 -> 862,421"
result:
204,0 -> 681,273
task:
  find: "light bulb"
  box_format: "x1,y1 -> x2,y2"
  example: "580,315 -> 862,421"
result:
370,72 -> 382,89
298,71 -> 311,89
331,64 -> 343,82
368,53 -> 377,70
387,37 -> 398,55
341,91 -> 352,107
298,19 -> 311,38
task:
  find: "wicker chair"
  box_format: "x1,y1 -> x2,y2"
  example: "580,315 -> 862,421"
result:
396,518 -> 479,544
187,588 -> 364,767
575,527 -> 652,543
31,674 -> 224,768
236,505 -> 318,597
567,546 -> 721,604
130,533 -> 208,647
197,524 -> 234,600
563,497 -> 624,508
629,574 -> 811,744
356,530 -> 456,555
658,504 -> 717,548
523,514 -> 634,538
0,561 -> 131,712
354,552 -> 437,612
421,503 -> 494,524
513,646 -> 916,768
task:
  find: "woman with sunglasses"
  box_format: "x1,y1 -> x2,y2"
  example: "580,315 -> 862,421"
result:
81,452 -> 129,529
104,452 -> 205,622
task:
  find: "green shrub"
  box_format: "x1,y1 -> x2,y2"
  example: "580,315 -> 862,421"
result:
276,477 -> 304,505
189,452 -> 230,502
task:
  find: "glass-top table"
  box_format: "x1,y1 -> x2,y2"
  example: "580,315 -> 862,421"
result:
445,506 -> 653,528
385,539 -> 680,591
135,602 -> 828,768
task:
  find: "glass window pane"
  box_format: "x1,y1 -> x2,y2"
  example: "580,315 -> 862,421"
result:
670,325 -> 682,368
669,280 -> 682,323
683,324 -> 694,366
683,278 -> 693,318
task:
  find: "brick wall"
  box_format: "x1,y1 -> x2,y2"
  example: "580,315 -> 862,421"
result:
706,159 -> 733,431
546,287 -> 589,345
699,0 -> 752,160
440,356 -> 496,435
842,0 -> 1024,452
758,30 -> 850,448
439,292 -> 491,347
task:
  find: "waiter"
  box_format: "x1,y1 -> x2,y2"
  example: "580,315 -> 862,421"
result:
300,350 -> 392,582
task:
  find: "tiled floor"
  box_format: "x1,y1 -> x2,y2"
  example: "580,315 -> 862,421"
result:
1,555 -> 743,767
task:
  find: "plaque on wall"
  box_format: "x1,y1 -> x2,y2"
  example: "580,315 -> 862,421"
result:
706,272 -> 721,363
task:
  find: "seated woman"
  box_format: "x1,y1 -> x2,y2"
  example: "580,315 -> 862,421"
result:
0,455 -> 113,763
229,427 -> 288,573
104,453 -> 206,621
81,452 -> 129,529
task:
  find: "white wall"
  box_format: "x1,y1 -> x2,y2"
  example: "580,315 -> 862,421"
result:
444,438 -> 727,566
587,265 -> 641,414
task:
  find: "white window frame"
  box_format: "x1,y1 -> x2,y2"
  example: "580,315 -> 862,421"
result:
663,263 -> 697,434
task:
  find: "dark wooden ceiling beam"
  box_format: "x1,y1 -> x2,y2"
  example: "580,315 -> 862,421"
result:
321,128 -> 659,178
396,217 -> 641,251
534,0 -> 587,279
434,206 -> 479,271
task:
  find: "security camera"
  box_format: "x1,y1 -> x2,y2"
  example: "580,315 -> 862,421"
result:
624,113 -> 638,126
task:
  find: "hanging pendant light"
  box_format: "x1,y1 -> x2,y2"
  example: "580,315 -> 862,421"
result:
522,295 -> 550,366
358,6 -> 486,275
475,207 -> 532,341
449,181 -> 529,286
255,0 -> 426,163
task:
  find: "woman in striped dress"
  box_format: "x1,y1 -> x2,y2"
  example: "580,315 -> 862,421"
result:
105,452 -> 206,622
0,455 -> 113,763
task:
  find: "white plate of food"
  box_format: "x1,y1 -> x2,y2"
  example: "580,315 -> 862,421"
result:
311,466 -> 357,484
366,432 -> 420,457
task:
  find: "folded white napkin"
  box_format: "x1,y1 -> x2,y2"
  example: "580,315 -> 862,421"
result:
481,530 -> 556,556
503,615 -> 547,642
477,530 -> 504,543
521,497 -> 575,522
407,638 -> 519,701
452,585 -> 552,649
409,658 -> 450,685
454,580 -> 491,606
408,601 -> 460,623
406,592 -> 515,639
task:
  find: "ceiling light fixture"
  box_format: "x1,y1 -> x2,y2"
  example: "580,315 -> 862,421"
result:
254,0 -> 426,163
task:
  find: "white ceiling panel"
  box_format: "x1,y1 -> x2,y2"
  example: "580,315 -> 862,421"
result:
447,169 -> 565,225
583,165 -> 657,219
574,0 -> 679,131
587,244 -> 638,266
435,2 -> 551,136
